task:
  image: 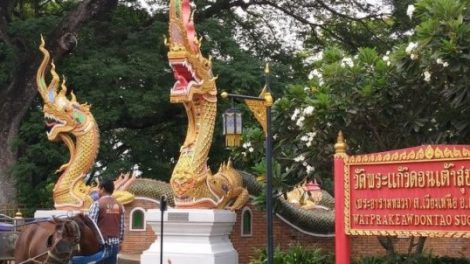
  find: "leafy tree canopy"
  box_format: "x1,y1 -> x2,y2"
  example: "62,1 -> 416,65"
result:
5,0 -> 468,216
233,0 -> 470,195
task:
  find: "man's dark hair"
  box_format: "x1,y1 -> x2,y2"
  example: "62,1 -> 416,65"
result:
100,180 -> 114,194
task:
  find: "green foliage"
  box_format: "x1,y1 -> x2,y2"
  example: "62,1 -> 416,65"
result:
232,0 -> 470,200
249,245 -> 334,264
248,159 -> 289,211
412,0 -> 470,137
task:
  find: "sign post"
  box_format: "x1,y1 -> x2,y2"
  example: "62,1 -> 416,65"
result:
334,132 -> 350,264
160,195 -> 168,264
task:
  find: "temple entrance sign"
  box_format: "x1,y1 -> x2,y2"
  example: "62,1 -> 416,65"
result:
334,132 -> 470,264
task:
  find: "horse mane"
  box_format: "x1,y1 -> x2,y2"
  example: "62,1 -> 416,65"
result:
72,213 -> 103,244
72,214 -> 89,227
71,214 -> 90,232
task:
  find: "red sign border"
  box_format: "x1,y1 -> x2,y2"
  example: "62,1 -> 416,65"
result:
344,145 -> 470,238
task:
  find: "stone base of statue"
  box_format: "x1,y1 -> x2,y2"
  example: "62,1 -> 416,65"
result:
141,209 -> 238,264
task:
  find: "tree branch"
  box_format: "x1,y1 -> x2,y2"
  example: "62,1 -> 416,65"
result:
197,0 -> 251,20
377,236 -> 396,257
182,0 -> 389,50
306,0 -> 391,48
251,0 -> 357,49
49,0 -> 118,57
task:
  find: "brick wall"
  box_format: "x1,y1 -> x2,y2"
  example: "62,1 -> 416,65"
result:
232,202 -> 470,264
121,198 -> 158,254
231,202 -> 333,264
118,199 -> 470,263
351,236 -> 470,258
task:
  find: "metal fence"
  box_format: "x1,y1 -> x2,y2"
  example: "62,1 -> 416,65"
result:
0,204 -> 25,218
0,204 -> 58,264
0,213 -> 18,263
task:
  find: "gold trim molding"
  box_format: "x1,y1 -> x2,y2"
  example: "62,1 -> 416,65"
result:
347,145 -> 470,165
346,229 -> 470,238
343,144 -> 470,238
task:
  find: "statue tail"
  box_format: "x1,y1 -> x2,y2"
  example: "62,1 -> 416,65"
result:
125,178 -> 175,207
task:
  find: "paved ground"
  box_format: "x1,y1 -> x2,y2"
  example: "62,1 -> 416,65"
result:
1,254 -> 140,264
118,254 -> 140,264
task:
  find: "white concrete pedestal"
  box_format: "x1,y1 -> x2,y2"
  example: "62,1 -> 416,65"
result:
141,209 -> 238,264
34,210 -> 82,218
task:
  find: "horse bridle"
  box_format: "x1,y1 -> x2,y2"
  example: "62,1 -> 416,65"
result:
19,219 -> 81,264
48,219 -> 81,263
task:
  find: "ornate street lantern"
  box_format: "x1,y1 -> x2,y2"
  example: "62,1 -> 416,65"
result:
222,108 -> 242,147
220,63 -> 275,264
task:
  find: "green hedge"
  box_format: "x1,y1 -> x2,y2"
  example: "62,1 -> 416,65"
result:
249,246 -> 470,264
249,245 -> 334,264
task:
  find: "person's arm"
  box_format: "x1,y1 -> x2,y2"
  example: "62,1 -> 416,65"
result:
88,201 -> 99,223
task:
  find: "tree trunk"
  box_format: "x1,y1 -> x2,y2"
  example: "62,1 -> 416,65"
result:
0,0 -> 118,205
414,237 -> 426,256
377,236 -> 397,257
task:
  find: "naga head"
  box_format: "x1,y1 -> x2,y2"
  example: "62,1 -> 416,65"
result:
167,0 -> 217,103
207,161 -> 235,201
36,36 -> 94,141
207,176 -> 230,199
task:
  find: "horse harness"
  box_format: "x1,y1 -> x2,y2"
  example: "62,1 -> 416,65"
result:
19,219 -> 81,264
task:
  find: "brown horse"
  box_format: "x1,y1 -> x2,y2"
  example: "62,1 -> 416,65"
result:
14,214 -> 101,263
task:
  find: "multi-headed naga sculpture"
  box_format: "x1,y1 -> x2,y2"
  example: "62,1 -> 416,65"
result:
35,0 -> 335,235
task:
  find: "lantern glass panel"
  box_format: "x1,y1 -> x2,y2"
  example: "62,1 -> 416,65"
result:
235,112 -> 242,134
223,110 -> 242,135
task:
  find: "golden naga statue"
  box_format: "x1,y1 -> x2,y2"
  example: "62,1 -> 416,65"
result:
285,180 -> 328,210
167,0 -> 248,209
36,37 -> 134,210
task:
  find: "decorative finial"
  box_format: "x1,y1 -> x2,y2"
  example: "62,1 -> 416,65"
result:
15,210 -> 23,218
264,92 -> 273,107
221,91 -> 228,99
265,63 -> 270,74
334,131 -> 347,154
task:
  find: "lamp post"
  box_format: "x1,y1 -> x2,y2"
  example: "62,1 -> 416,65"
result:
160,195 -> 168,264
221,64 -> 274,264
